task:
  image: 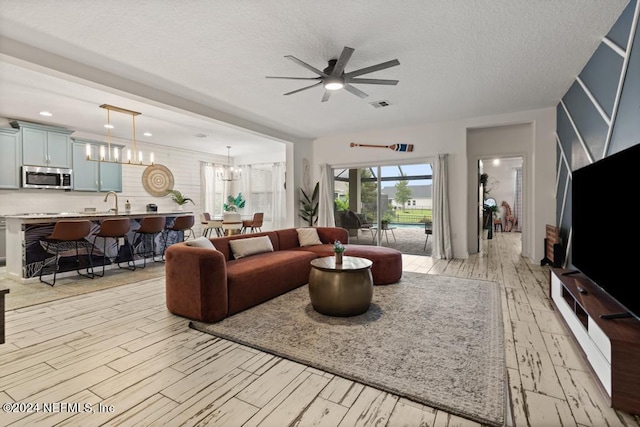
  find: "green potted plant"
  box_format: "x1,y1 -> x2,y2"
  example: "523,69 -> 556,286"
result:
300,182 -> 319,226
333,240 -> 345,264
223,193 -> 246,212
167,190 -> 193,210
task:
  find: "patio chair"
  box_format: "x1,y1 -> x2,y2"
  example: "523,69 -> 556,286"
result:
424,221 -> 433,250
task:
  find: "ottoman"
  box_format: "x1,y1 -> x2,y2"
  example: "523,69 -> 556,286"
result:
344,245 -> 403,285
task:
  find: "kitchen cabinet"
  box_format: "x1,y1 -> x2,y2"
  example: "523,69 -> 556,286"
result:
72,140 -> 123,192
0,128 -> 21,189
11,121 -> 73,168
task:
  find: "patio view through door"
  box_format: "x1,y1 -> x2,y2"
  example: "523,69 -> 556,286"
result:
332,162 -> 433,252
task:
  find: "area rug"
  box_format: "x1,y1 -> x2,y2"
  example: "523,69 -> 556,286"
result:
189,272 -> 506,426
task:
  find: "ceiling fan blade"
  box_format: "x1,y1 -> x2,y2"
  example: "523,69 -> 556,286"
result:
343,83 -> 369,98
285,55 -> 327,76
347,78 -> 399,85
283,81 -> 323,96
321,90 -> 332,102
331,46 -> 355,77
345,59 -> 400,78
266,76 -> 321,80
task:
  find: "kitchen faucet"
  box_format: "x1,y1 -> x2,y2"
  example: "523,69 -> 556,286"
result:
104,191 -> 118,214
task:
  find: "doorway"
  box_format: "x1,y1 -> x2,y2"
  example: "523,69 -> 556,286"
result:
478,156 -> 523,248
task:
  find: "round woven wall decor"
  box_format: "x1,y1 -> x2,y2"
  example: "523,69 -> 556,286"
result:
142,164 -> 174,197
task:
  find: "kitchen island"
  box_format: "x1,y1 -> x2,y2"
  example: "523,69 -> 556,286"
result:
5,211 -> 192,281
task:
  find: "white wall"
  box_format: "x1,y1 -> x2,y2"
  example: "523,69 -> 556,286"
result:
312,107 -> 556,262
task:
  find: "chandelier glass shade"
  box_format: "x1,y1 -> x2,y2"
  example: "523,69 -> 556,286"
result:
85,104 -> 154,166
217,146 -> 242,181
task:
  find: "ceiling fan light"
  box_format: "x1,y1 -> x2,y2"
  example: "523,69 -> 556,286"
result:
324,79 -> 344,91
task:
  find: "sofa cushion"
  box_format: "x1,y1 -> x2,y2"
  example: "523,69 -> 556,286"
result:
185,236 -> 216,250
226,250 -> 318,315
297,227 -> 323,247
211,231 -> 279,260
229,236 -> 274,259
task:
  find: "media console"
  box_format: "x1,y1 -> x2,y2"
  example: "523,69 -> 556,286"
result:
550,268 -> 640,414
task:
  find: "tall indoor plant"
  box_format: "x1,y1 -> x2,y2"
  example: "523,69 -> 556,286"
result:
299,182 -> 319,226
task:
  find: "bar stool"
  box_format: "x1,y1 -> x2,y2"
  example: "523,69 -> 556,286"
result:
132,216 -> 166,269
163,215 -> 195,254
39,220 -> 94,286
90,218 -> 135,277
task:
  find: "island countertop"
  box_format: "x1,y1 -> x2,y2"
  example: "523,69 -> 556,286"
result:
4,211 -> 193,222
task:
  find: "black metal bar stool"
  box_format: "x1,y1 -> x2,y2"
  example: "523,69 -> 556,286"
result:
132,216 -> 166,269
90,218 -> 136,277
39,220 -> 94,286
163,215 -> 195,254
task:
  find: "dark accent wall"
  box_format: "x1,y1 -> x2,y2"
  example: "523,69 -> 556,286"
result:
556,0 -> 639,263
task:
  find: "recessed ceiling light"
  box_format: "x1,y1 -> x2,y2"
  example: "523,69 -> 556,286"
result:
143,132 -> 152,137
39,111 -> 52,117
104,124 -> 114,129
493,159 -> 500,166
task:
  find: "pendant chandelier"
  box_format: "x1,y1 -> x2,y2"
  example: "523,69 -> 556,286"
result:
217,146 -> 242,181
85,104 -> 154,166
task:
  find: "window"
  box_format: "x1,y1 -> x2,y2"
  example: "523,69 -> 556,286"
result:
250,166 -> 273,220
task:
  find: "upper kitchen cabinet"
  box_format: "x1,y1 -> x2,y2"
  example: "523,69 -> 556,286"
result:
0,128 -> 21,189
72,139 -> 122,192
11,120 -> 73,168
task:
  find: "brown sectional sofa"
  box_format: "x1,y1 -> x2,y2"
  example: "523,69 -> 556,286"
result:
165,227 -> 402,322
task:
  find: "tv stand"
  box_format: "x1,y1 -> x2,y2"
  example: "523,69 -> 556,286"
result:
600,312 -> 632,320
550,269 -> 640,415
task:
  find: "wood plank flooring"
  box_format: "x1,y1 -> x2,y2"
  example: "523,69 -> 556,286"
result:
1,232 -> 639,426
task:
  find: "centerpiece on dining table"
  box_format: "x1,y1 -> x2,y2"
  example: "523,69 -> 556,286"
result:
333,240 -> 345,264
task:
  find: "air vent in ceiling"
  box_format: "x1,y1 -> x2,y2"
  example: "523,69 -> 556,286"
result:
369,100 -> 391,108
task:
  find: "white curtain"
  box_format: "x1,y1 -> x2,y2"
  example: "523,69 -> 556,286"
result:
271,162 -> 286,229
433,154 -> 453,259
200,162 -> 216,215
317,163 -> 335,227
239,165 -> 252,214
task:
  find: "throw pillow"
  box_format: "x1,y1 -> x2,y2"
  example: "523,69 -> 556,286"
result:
185,236 -> 216,250
229,236 -> 274,259
297,227 -> 322,247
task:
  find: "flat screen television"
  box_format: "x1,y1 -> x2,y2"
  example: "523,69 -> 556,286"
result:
572,142 -> 640,320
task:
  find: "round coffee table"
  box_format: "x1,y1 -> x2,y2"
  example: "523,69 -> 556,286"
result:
308,256 -> 373,316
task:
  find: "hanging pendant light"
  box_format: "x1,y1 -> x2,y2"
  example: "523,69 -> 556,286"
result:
85,104 -> 154,166
216,146 -> 242,181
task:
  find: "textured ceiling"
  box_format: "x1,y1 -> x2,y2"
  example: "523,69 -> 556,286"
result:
0,0 -> 629,155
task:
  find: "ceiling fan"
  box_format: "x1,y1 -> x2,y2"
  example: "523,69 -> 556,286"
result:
266,46 -> 400,102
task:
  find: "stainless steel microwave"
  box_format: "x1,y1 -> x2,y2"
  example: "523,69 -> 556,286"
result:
22,166 -> 73,189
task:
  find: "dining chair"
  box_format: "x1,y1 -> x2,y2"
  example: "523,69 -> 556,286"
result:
200,213 -> 223,237
242,212 -> 264,234
222,212 -> 242,235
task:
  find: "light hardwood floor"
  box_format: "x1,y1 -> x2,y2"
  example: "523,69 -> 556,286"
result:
1,232 -> 639,426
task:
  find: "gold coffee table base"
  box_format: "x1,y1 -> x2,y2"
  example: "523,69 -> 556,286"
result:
309,256 -> 373,317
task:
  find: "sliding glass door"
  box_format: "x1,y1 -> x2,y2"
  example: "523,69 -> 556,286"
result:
333,162 -> 433,247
